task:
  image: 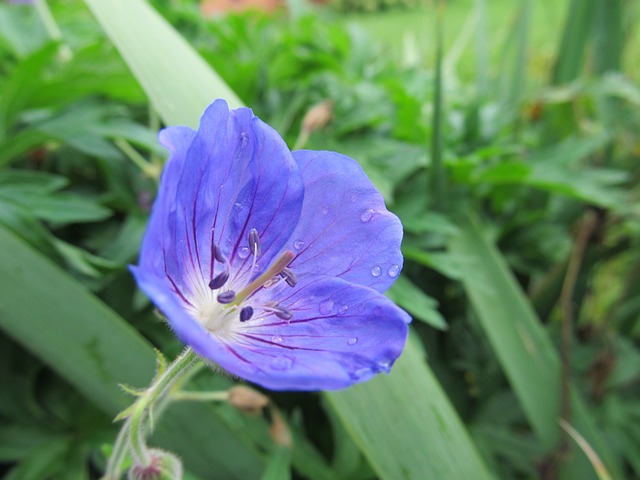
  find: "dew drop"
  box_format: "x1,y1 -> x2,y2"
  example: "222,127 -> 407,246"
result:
387,264 -> 400,278
377,359 -> 391,371
318,298 -> 334,315
338,304 -> 349,315
271,335 -> 283,344
360,209 -> 374,222
270,356 -> 292,371
293,239 -> 305,250
238,246 -> 250,259
347,337 -> 358,346
240,132 -> 249,148
352,367 -> 372,380
370,265 -> 382,277
350,192 -> 358,203
321,205 -> 330,215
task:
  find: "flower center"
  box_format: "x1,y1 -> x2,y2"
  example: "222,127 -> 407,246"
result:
189,228 -> 297,338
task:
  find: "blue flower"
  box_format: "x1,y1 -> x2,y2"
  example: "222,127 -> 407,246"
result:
131,99 -> 410,391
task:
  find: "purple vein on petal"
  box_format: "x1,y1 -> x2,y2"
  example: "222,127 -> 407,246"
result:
239,334 -> 327,352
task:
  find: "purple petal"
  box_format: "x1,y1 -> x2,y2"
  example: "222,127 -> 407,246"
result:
221,276 -> 410,390
141,99 -> 304,297
138,126 -> 196,278
130,265 -> 232,361
285,150 -> 404,293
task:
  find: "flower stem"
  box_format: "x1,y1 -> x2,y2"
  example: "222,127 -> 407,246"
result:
104,348 -> 201,478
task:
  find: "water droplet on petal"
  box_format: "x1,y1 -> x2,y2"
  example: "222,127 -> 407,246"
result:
321,205 -> 330,215
270,356 -> 292,371
293,240 -> 305,250
347,337 -> 358,346
360,209 -> 374,222
352,367 -> 372,380
271,335 -> 283,344
377,359 -> 391,371
370,265 -> 382,277
338,304 -> 349,315
240,132 -> 249,148
350,192 -> 358,203
387,264 -> 400,278
238,246 -> 250,259
318,298 -> 334,315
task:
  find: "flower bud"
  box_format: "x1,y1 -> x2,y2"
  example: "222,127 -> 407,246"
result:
128,449 -> 182,480
227,385 -> 269,415
269,408 -> 293,448
301,100 -> 333,134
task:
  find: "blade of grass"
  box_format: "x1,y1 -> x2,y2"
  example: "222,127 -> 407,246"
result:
495,0 -> 529,130
593,0 -> 623,75
0,224 -> 264,478
449,215 -> 623,479
552,0 -> 595,84
325,334 -> 493,480
82,0 -> 242,128
429,0 -> 446,212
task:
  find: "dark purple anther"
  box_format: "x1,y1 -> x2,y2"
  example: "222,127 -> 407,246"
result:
279,267 -> 297,287
239,306 -> 254,322
213,243 -> 226,263
217,290 -> 236,304
274,306 -> 294,321
208,270 -> 229,290
248,228 -> 262,257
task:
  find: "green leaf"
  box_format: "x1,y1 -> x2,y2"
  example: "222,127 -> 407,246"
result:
0,169 -> 68,193
0,190 -> 112,224
552,0 -> 595,84
81,0 -> 242,128
449,215 -> 623,479
325,334 -> 493,480
0,224 -> 264,478
386,276 -> 447,330
260,447 -> 292,480
0,42 -> 58,139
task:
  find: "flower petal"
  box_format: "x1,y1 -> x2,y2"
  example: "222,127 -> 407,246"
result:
130,266 -> 233,360
138,126 -> 196,278
225,276 -> 411,390
144,99 -> 304,298
285,150 -> 404,293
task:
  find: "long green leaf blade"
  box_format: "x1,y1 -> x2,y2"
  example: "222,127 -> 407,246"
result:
326,335 -> 493,480
449,215 -> 622,479
82,0 -> 242,128
0,224 -> 263,478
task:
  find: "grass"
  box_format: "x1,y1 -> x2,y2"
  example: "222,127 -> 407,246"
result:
343,0 -> 568,81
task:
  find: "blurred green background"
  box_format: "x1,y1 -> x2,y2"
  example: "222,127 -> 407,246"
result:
0,0 -> 639,478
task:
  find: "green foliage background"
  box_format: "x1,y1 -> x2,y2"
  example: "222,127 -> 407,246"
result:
0,0 -> 639,479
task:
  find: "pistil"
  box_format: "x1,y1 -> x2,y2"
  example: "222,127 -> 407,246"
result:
231,250 -> 295,306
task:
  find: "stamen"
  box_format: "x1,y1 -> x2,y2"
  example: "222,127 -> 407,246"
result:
213,243 -> 226,263
231,250 -> 296,305
262,303 -> 294,320
279,267 -> 297,287
273,306 -> 293,321
217,290 -> 236,304
208,270 -> 229,290
248,228 -> 262,257
239,306 -> 254,322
